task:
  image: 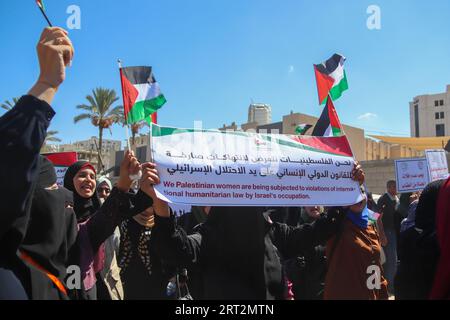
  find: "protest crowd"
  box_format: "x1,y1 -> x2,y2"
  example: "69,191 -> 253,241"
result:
1,27 -> 449,301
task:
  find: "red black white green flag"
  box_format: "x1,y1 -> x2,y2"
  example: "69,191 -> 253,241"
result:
312,96 -> 344,137
295,124 -> 313,135
36,0 -> 45,10
120,66 -> 166,125
314,54 -> 349,105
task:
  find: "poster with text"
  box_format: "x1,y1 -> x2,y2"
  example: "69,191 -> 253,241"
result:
151,125 -> 364,207
425,149 -> 449,182
395,158 -> 429,192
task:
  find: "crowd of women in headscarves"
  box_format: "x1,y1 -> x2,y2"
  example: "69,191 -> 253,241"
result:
1,27 -> 450,301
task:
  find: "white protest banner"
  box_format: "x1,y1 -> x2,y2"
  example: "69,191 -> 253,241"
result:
395,158 -> 429,193
151,125 -> 364,207
425,149 -> 449,182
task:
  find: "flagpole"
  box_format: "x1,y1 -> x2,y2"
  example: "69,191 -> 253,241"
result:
118,59 -> 133,153
327,94 -> 365,201
147,122 -> 153,163
326,94 -> 356,157
36,3 -> 53,27
148,113 -> 157,163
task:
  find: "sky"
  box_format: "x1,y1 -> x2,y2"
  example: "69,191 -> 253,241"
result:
1,0 -> 449,146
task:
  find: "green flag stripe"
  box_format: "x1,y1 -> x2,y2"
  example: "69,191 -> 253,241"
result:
329,71 -> 349,101
152,126 -> 345,156
126,95 -> 166,124
332,127 -> 342,136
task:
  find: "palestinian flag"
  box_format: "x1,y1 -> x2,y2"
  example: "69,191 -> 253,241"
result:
314,54 -> 348,105
144,112 -> 158,125
120,66 -> 166,125
312,97 -> 343,137
295,124 -> 313,135
36,0 -> 45,10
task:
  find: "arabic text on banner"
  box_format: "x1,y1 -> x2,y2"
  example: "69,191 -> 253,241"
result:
395,158 -> 429,193
150,125 -> 364,207
425,149 -> 449,182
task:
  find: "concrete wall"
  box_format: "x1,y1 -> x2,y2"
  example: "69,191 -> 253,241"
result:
257,122 -> 283,134
241,121 -> 259,132
360,159 -> 397,195
361,153 -> 450,195
219,122 -> 238,131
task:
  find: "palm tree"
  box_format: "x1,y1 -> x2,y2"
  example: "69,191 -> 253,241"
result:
1,97 -> 20,111
117,112 -> 147,147
45,130 -> 62,144
41,130 -> 62,153
74,88 -> 122,171
129,122 -> 146,146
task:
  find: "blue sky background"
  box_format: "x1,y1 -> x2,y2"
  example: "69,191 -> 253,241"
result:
1,0 -> 449,145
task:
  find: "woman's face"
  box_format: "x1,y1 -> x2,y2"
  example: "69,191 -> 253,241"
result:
305,206 -> 321,219
73,168 -> 96,198
97,181 -> 111,200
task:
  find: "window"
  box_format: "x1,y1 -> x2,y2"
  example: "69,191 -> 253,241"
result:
435,100 -> 439,107
436,112 -> 445,120
436,124 -> 445,137
440,100 -> 444,106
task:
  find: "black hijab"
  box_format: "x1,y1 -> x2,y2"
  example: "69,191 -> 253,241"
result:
63,161 -> 101,222
21,156 -> 78,277
415,179 -> 445,231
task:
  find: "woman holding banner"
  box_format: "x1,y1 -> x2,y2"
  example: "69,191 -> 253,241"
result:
323,186 -> 389,300
140,162 -> 365,299
62,157 -> 155,300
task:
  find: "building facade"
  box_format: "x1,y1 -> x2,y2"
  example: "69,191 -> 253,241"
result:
248,103 -> 272,125
72,136 -> 122,154
55,137 -> 122,173
410,85 -> 450,137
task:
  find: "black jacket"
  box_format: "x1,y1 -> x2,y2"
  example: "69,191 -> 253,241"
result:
119,218 -> 175,300
394,180 -> 444,300
0,96 -> 153,300
395,228 -> 439,299
151,207 -> 343,300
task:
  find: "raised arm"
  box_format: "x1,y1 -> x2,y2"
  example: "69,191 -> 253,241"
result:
272,161 -> 365,258
140,163 -> 202,266
271,207 -> 346,259
0,27 -> 73,255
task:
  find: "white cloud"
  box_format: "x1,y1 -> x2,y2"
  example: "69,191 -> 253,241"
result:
358,112 -> 378,120
288,65 -> 295,73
